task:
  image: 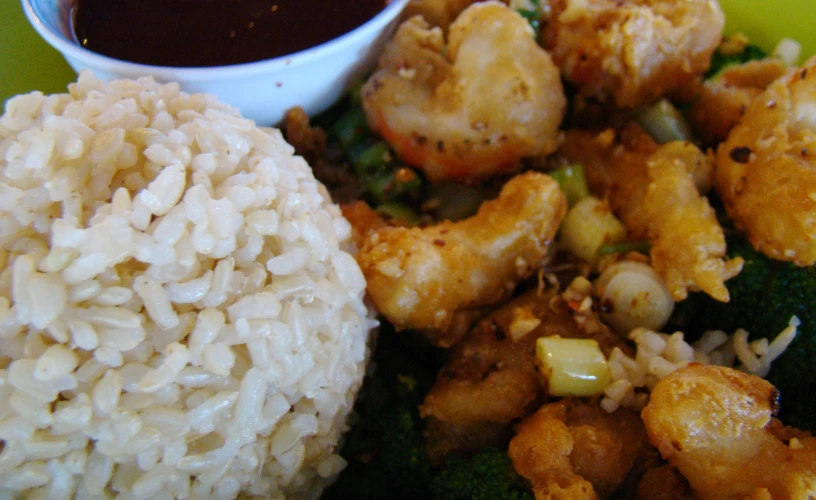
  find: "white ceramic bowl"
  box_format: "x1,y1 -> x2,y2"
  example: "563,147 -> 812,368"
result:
22,0 -> 409,125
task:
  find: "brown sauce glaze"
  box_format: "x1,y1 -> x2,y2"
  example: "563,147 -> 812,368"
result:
73,0 -> 386,67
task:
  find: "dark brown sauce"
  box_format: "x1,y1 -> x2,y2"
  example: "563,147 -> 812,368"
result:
73,0 -> 386,67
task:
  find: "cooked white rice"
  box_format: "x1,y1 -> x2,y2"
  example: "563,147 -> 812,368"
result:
600,318 -> 799,413
0,72 -> 376,499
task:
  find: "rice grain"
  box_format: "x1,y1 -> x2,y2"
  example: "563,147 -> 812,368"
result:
0,73 -> 374,498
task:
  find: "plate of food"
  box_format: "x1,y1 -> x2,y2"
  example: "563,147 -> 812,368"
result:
1,0 -> 815,499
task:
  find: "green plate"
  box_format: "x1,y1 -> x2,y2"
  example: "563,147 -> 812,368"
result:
1,1 -> 76,106
721,0 -> 816,59
1,0 -> 815,106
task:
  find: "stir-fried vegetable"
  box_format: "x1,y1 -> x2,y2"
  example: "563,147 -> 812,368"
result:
331,98 -> 422,207
536,337 -> 612,396
634,99 -> 694,144
596,261 -> 675,333
705,36 -> 767,78
549,163 -> 589,208
558,196 -> 627,267
323,328 -> 533,500
675,234 -> 816,431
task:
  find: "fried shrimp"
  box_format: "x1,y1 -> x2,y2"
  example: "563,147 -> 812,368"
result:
508,400 -> 648,500
542,0 -> 724,108
688,58 -> 787,145
643,142 -> 743,302
356,171 -> 566,346
642,364 -> 816,499
420,286 -> 627,460
559,127 -> 742,301
715,56 -> 816,266
402,0 -> 481,30
362,1 -> 566,182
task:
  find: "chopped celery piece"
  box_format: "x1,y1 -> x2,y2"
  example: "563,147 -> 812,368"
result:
634,99 -> 693,144
536,336 -> 612,397
558,196 -> 627,267
549,164 -> 589,208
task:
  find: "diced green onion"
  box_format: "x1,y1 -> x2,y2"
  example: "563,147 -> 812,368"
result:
536,336 -> 612,397
772,38 -> 802,67
549,164 -> 589,208
357,142 -> 392,172
332,105 -> 369,152
558,196 -> 627,268
634,99 -> 693,144
595,261 -> 674,334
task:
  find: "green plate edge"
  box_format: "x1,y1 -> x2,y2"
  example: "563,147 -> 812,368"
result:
1,0 -> 815,106
1,1 -> 77,106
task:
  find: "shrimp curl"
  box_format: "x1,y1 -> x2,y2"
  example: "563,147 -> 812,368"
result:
715,56 -> 816,266
542,0 -> 724,108
362,1 -> 566,183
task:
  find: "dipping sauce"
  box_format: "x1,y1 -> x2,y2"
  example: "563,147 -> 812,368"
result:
73,0 -> 387,67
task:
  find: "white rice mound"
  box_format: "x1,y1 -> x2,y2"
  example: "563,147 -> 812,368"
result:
0,72 -> 376,499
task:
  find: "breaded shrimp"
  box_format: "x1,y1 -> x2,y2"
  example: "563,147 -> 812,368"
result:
643,142 -> 743,302
641,364 -> 816,499
357,171 -> 566,346
542,0 -> 724,108
559,127 -> 742,301
715,56 -> 816,266
688,58 -> 787,145
508,400 -> 649,500
402,0 -> 481,30
362,2 -> 566,182
420,286 -> 627,460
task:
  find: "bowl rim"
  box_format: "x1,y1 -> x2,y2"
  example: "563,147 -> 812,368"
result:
21,0 -> 410,81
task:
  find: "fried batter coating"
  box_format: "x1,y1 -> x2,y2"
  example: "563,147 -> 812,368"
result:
715,56 -> 816,266
642,364 -> 816,499
340,201 -> 389,249
643,142 -> 743,302
559,127 -> 742,301
357,171 -> 566,346
362,2 -> 566,182
402,0 -> 480,30
633,464 -> 691,500
542,0 -> 724,108
688,59 -> 787,145
420,286 -> 627,461
508,400 -> 649,499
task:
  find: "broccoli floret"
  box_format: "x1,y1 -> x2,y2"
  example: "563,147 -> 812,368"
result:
675,235 -> 816,431
322,328 -> 440,499
323,328 -> 537,500
431,448 -> 534,500
705,41 -> 767,79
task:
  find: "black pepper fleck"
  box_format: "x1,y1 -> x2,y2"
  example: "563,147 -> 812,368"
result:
729,146 -> 752,164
